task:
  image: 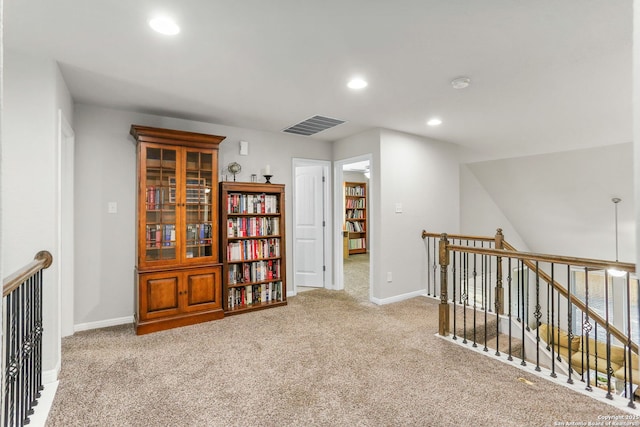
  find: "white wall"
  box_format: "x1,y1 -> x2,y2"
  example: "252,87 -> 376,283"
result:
2,49 -> 73,376
460,165 -> 530,251
378,129 -> 460,300
73,104 -> 333,326
467,143 -> 635,262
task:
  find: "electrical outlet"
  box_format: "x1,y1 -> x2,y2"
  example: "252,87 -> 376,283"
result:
387,272 -> 392,282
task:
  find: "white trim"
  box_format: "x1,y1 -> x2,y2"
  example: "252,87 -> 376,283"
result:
291,158 -> 332,295
74,316 -> 134,332
29,380 -> 59,427
371,289 -> 426,305
57,109 -> 75,339
42,368 -> 60,385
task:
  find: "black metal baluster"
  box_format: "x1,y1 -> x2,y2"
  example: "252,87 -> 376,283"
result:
452,241 -> 457,340
473,248 -> 478,348
534,262 -> 541,372
463,250 -> 468,344
584,267 -> 592,391
625,273 -> 635,408
432,238 -> 437,298
546,275 -> 551,351
494,255 -> 500,357
567,266 -> 574,384
520,261 -> 526,366
604,272 -> 613,400
508,257 -> 513,361
550,264 -> 556,378
483,253 -> 489,352
427,237 -> 431,296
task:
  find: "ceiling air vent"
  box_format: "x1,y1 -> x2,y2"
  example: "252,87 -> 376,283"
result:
282,115 -> 345,136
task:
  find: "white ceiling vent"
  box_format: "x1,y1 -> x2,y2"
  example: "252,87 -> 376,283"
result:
282,115 -> 345,136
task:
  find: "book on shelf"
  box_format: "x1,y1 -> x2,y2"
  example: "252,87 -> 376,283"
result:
227,260 -> 281,283
226,193 -> 279,214
345,186 -> 365,196
345,198 -> 365,209
227,239 -> 280,261
226,217 -> 279,238
346,221 -> 365,232
348,238 -> 366,250
227,282 -> 283,309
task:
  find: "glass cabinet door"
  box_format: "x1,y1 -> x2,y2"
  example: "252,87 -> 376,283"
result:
184,151 -> 214,260
144,146 -> 177,262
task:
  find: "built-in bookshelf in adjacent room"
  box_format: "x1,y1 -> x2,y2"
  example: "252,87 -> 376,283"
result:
344,181 -> 367,255
220,182 -> 287,315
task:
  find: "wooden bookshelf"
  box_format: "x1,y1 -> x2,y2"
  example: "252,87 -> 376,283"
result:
344,181 -> 367,255
131,125 -> 225,334
220,182 -> 287,315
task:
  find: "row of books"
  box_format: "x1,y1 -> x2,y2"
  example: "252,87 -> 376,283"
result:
348,238 -> 366,250
146,225 -> 176,247
186,223 -> 212,241
227,239 -> 280,261
346,221 -> 365,232
227,193 -> 278,214
345,186 -> 365,196
228,282 -> 283,308
146,224 -> 213,247
346,198 -> 366,209
146,186 -> 169,210
228,259 -> 281,284
346,209 -> 364,219
226,217 -> 280,237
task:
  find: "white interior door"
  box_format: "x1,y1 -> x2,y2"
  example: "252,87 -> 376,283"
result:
294,165 -> 325,287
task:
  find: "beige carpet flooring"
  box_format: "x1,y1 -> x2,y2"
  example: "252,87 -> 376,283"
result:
343,253 -> 369,303
47,288 -> 629,426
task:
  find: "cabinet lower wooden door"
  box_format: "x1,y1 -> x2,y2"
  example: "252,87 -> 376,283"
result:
139,270 -> 182,320
137,265 -> 223,334
182,267 -> 222,313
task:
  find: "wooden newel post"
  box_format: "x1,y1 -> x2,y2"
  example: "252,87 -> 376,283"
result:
439,233 -> 450,336
495,228 -> 504,315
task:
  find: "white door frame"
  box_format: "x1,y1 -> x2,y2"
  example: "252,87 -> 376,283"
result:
333,154 -> 373,299
291,158 -> 332,294
58,110 -> 75,338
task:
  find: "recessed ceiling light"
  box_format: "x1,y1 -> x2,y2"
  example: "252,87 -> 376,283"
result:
149,16 -> 180,35
427,118 -> 442,126
451,77 -> 471,89
347,78 -> 368,90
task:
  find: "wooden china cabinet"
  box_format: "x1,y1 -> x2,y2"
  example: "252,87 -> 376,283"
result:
131,125 -> 226,334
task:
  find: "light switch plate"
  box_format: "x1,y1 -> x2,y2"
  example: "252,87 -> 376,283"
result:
108,202 -> 118,214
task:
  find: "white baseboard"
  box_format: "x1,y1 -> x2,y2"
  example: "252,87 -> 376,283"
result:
42,367 -> 59,385
371,289 -> 426,305
30,380 -> 59,427
74,316 -> 134,332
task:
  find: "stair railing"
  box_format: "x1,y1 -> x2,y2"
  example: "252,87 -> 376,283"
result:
2,251 -> 52,427
422,230 -> 638,408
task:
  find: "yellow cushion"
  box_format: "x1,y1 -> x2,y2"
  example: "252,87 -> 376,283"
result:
571,352 -> 621,375
613,367 -> 640,386
582,338 -> 626,364
537,323 -> 581,351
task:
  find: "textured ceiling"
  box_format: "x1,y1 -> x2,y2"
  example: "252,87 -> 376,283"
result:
4,0 -> 633,157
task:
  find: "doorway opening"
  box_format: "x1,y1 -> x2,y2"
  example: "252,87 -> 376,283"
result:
334,155 -> 373,303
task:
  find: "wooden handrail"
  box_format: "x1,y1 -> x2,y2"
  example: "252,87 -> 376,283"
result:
3,251 -> 53,297
448,245 -> 635,273
421,230 -> 494,242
